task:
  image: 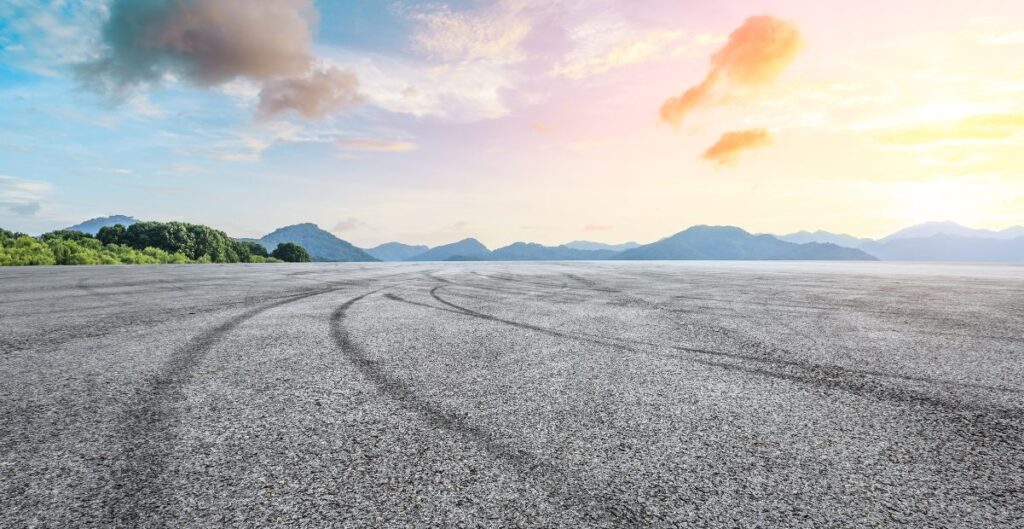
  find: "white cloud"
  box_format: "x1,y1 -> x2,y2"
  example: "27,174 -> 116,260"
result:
407,0 -> 543,64
332,217 -> 366,232
360,0 -> 564,122
555,20 -> 685,79
337,137 -> 417,153
327,52 -> 513,121
0,0 -> 108,77
205,122 -> 301,162
0,175 -> 51,216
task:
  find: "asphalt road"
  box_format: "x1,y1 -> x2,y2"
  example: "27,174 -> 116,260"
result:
1,262 -> 1022,528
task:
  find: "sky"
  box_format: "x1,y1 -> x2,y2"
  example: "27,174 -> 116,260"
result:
1,0 -> 1023,247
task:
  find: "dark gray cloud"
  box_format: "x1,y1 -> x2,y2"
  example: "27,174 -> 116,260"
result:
77,0 -> 360,119
3,201 -> 40,216
259,67 -> 362,119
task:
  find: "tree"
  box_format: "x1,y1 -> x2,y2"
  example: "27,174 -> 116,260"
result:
231,240 -> 268,262
119,221 -> 244,262
1,221 -> 288,267
0,227 -> 27,240
40,229 -> 94,242
271,242 -> 310,262
0,235 -> 56,265
96,224 -> 128,245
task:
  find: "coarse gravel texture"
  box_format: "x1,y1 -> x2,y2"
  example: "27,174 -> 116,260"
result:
0,261 -> 1022,528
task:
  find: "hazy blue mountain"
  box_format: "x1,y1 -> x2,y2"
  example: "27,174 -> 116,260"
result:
1002,226 -> 1024,239
777,230 -> 872,248
880,221 -> 1024,242
613,225 -> 876,261
406,238 -> 489,261
444,254 -> 488,261
259,223 -> 377,262
562,240 -> 640,252
66,215 -> 139,235
365,242 -> 429,261
490,242 -> 616,260
859,235 -> 1024,261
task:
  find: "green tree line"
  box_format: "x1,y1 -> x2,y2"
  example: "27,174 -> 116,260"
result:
1,222 -> 310,266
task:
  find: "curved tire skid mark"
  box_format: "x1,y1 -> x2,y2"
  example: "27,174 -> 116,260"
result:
102,284 -> 347,526
423,286 -> 1024,439
331,292 -> 670,528
445,275 -> 589,306
433,280 -> 1023,397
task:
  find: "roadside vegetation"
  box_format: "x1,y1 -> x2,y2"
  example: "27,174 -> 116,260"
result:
0,222 -> 310,266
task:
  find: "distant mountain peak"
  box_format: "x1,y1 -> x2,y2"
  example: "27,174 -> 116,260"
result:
259,222 -> 377,262
405,238 -> 489,261
364,241 -> 430,262
66,215 -> 140,235
563,240 -> 640,252
614,224 -> 875,261
490,242 -> 616,261
776,229 -> 872,248
881,221 -> 1023,242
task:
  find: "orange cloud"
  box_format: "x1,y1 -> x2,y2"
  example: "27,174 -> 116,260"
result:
702,129 -> 772,164
660,15 -> 803,125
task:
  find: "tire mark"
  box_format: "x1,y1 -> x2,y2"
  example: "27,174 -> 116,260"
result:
332,292 -> 671,528
439,278 -> 1024,394
475,271 -> 615,294
435,278 -> 589,306
101,283 -> 349,526
422,286 -> 1024,431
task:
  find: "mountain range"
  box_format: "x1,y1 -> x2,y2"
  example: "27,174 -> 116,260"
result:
877,221 -> 1024,242
858,235 -> 1024,262
562,240 -> 641,252
617,226 -> 873,260
775,221 -> 1024,262
365,242 -> 429,261
489,242 -> 617,260
59,216 -> 1024,262
406,238 -> 490,261
777,230 -> 872,248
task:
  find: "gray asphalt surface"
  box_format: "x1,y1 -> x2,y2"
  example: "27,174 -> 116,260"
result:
1,262 -> 1022,528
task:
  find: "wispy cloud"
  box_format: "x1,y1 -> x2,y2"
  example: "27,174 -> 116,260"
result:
583,224 -> 612,232
660,15 -> 803,125
337,53 -> 513,121
337,137 -> 418,153
332,217 -> 366,232
407,0 -> 541,64
0,0 -> 106,76
979,29 -> 1024,45
554,19 -> 718,80
0,175 -> 51,216
876,113 -> 1024,146
702,129 -> 772,165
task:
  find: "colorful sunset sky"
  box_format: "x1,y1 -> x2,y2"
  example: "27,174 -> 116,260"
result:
1,0 -> 1022,246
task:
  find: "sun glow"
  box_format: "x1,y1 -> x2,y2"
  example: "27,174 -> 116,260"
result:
886,178 -> 1004,228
